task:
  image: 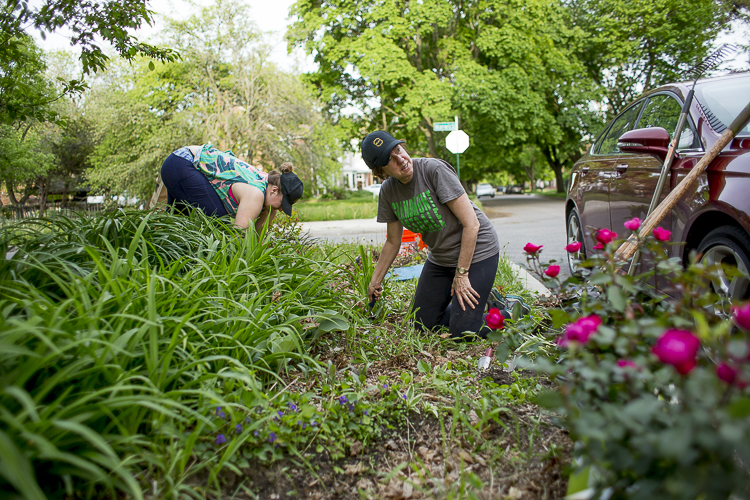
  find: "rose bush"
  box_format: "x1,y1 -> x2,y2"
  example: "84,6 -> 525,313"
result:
503,223 -> 750,499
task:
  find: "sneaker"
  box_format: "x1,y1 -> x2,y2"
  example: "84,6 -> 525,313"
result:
487,289 -> 530,320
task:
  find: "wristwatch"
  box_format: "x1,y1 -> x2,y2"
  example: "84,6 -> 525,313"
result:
456,267 -> 469,275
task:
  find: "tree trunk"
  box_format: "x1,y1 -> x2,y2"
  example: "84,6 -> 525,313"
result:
37,179 -> 48,217
542,146 -> 567,194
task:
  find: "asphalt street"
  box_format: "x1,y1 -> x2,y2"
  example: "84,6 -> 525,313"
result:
300,193 -> 570,280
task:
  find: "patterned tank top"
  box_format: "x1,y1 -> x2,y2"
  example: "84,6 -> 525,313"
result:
193,144 -> 268,215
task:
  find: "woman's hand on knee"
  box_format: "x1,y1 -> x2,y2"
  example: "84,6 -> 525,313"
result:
451,274 -> 480,311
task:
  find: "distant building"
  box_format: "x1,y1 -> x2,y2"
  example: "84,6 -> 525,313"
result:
340,150 -> 377,190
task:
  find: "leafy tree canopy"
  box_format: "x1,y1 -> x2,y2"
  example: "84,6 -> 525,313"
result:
0,0 -> 179,123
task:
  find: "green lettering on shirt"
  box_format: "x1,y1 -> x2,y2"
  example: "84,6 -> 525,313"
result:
391,190 -> 446,235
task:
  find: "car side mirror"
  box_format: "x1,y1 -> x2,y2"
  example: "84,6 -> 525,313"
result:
617,127 -> 671,161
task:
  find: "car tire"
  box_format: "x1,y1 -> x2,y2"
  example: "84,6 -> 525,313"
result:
696,226 -> 750,301
567,208 -> 585,275
491,193 -> 495,198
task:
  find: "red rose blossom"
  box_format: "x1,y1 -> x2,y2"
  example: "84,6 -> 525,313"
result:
624,218 -> 641,231
717,363 -> 737,384
732,303 -> 750,331
544,264 -> 560,278
485,308 -> 504,330
653,227 -> 671,241
523,242 -> 543,254
596,229 -> 618,245
565,242 -> 582,253
652,329 -> 700,375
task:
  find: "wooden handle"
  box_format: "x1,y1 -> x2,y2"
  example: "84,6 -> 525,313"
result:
614,101 -> 750,262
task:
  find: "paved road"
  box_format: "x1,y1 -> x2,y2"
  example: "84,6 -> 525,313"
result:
301,194 -> 570,279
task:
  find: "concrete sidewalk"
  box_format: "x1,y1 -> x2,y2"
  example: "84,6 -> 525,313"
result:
300,217 -> 550,297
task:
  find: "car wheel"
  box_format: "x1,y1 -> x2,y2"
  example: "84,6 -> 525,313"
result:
567,208 -> 585,275
697,226 -> 750,302
491,193 -> 495,198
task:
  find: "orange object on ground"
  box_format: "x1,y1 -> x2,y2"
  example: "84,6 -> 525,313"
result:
403,228 -> 428,250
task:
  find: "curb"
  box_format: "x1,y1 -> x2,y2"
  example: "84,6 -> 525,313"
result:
508,261 -> 551,297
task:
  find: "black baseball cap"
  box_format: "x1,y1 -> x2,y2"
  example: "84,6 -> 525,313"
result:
280,172 -> 304,216
361,131 -> 404,169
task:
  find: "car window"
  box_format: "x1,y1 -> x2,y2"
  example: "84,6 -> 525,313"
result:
597,103 -> 643,155
695,76 -> 750,137
637,94 -> 696,149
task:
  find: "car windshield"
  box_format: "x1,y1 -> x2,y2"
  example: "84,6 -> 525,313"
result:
696,77 -> 750,137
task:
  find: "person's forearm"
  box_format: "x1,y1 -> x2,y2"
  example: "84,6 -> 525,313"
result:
456,222 -> 479,270
371,239 -> 400,285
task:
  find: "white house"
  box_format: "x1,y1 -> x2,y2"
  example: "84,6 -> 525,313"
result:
340,150 -> 377,190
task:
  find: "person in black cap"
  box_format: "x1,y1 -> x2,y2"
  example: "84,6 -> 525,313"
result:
160,144 -> 304,233
362,130 -> 504,341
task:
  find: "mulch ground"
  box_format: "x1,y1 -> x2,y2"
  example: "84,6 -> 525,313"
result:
223,345 -> 572,499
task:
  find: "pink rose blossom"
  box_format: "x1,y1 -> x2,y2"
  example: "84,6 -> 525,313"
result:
485,307 -> 504,330
523,242 -> 543,254
560,314 -> 602,345
653,227 -> 671,241
624,218 -> 641,231
716,363 -> 737,384
565,242 -> 582,253
732,303 -> 750,331
593,243 -> 604,250
617,359 -> 639,370
652,329 -> 700,375
544,264 -> 560,278
596,228 -> 618,245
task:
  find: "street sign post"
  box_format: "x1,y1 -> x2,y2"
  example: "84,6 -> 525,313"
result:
445,129 -> 470,180
433,122 -> 457,132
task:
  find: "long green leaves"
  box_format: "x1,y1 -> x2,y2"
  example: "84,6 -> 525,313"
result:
0,209 -> 353,498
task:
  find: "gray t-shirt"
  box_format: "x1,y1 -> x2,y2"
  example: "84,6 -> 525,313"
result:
377,157 -> 500,267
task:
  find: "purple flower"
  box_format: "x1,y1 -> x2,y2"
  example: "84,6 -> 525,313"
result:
219,411 -> 226,419
253,430 -> 259,437
401,394 -> 407,401
338,395 -> 349,405
297,420 -> 303,426
215,406 -> 222,416
245,417 -> 250,424
348,404 -> 355,412
311,420 -> 317,427
288,403 -> 298,412
277,410 -> 284,419
269,432 -> 277,443
235,424 -> 243,434
364,410 -> 369,416
215,434 -> 226,445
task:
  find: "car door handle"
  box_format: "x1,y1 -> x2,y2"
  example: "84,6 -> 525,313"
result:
615,163 -> 629,172
581,167 -> 589,175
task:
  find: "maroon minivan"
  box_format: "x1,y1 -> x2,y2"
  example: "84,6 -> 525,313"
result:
566,72 -> 750,300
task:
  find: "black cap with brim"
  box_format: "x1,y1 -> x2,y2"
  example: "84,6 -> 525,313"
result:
280,172 -> 304,216
361,131 -> 405,169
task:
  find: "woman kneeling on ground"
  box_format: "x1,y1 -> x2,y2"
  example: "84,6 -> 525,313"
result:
160,144 -> 304,231
362,131 -> 504,341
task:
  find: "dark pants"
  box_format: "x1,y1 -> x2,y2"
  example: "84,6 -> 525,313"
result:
412,253 -> 500,340
160,153 -> 228,216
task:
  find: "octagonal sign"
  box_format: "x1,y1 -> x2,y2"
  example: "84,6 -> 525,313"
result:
446,130 -> 469,154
